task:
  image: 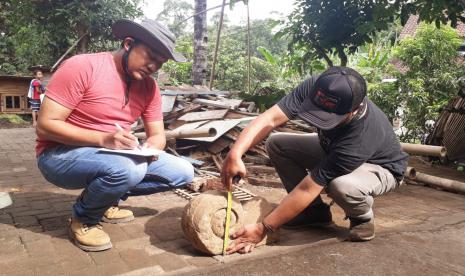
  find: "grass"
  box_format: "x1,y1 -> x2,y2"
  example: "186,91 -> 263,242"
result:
0,114 -> 30,124
0,114 -> 32,128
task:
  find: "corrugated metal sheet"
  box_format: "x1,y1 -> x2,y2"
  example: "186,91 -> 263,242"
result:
428,97 -> 465,161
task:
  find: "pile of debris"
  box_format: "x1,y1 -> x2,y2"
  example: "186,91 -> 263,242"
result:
133,85 -> 315,191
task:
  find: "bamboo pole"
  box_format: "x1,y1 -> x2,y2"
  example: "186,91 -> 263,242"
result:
404,167 -> 465,194
134,128 -> 216,140
209,0 -> 227,90
246,2 -> 251,94
400,143 -> 447,159
51,33 -> 88,72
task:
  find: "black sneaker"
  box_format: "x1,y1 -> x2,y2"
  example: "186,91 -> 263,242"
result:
348,217 -> 375,242
283,203 -> 332,229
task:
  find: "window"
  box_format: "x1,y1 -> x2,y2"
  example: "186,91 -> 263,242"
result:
5,95 -> 21,109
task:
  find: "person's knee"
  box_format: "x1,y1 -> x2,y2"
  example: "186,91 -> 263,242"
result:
327,177 -> 363,202
106,162 -> 147,191
174,158 -> 194,185
265,133 -> 286,159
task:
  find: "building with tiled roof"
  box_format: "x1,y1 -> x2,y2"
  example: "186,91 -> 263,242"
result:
399,14 -> 465,40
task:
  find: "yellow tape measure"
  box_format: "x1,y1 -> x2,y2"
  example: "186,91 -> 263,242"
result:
222,176 -> 240,256
222,190 -> 233,255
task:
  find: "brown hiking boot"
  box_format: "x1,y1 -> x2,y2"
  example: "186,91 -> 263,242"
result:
348,217 -> 375,242
68,218 -> 112,251
102,206 -> 134,224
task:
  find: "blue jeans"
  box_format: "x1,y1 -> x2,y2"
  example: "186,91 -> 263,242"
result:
37,146 -> 194,224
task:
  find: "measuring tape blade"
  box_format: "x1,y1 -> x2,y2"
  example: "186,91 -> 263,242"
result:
222,190 -> 233,255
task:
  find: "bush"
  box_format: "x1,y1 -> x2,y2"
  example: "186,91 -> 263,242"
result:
393,23 -> 465,142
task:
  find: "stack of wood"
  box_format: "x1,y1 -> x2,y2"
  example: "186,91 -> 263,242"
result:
134,85 -> 316,187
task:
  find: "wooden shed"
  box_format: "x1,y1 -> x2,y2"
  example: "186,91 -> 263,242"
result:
0,75 -> 32,114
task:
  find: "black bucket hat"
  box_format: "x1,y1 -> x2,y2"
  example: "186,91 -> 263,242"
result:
112,19 -> 186,62
298,66 -> 367,130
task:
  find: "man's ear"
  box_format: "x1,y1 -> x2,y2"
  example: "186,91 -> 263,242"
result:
123,37 -> 135,51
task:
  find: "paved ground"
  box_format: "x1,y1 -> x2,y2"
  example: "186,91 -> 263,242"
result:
0,128 -> 464,276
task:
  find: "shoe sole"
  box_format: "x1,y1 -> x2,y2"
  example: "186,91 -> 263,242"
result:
348,233 -> 375,242
101,215 -> 135,224
282,221 -> 334,230
67,226 -> 113,252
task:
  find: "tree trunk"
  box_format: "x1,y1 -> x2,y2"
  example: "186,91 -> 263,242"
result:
337,46 -> 347,67
76,21 -> 90,54
246,3 -> 251,93
192,0 -> 208,86
209,0 -> 227,90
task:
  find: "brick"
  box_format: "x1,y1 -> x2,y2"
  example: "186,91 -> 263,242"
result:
39,216 -> 68,231
36,210 -> 71,220
0,213 -> 13,224
12,208 -> 50,217
13,215 -> 40,227
120,222 -> 146,239
69,262 -> 132,276
148,220 -> 184,242
89,249 -> 123,265
102,225 -> 130,243
18,229 -> 51,243
114,237 -> 153,251
57,254 -> 94,272
151,252 -> 190,271
43,228 -> 67,238
28,200 -> 50,210
24,239 -> 57,258
119,249 -> 160,270
3,205 -> 30,213
186,256 -> 219,267
51,237 -> 92,262
118,265 -> 164,276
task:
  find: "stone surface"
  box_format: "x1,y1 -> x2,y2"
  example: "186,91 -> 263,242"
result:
181,190 -> 276,255
182,190 -> 244,255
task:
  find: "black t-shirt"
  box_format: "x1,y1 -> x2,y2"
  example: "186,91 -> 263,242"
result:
277,76 -> 409,187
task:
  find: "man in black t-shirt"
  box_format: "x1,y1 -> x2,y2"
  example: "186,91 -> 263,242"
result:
221,67 -> 408,254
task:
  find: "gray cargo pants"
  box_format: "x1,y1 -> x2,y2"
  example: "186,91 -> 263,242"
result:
265,133 -> 400,221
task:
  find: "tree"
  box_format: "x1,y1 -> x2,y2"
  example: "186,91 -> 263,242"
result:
156,0 -> 194,37
393,23 -> 465,142
397,0 -> 465,27
0,0 -> 142,74
280,0 -> 397,67
280,0 -> 465,69
192,0 -> 208,85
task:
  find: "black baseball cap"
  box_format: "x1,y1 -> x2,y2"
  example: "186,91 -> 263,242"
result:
298,66 -> 367,130
112,19 -> 186,62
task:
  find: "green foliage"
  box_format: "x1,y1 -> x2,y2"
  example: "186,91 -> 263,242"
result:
156,0 -> 193,37
279,0 -> 397,67
278,0 -> 465,73
0,0 -> 142,75
398,0 -> 465,27
393,23 -> 465,142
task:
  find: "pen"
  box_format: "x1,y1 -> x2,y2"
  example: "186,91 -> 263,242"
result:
114,123 -> 141,148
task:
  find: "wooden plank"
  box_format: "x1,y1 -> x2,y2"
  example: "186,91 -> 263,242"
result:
207,136 -> 232,154
178,109 -> 229,122
193,98 -> 243,109
162,89 -> 229,96
247,177 -> 283,188
162,95 -> 177,113
163,104 -> 202,121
